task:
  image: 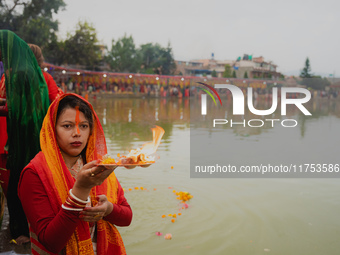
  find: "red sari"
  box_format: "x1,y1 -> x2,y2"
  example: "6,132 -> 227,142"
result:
0,75 -> 9,195
19,94 -> 131,254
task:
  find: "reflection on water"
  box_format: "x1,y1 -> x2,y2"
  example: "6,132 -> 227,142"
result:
90,98 -> 190,153
89,97 -> 340,255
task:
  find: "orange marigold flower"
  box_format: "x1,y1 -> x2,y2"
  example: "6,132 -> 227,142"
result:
162,215 -> 166,218
171,219 -> 175,223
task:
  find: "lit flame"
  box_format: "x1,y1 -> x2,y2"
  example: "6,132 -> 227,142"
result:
119,126 -> 165,164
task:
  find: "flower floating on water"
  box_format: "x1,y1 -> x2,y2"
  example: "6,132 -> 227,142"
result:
171,219 -> 175,223
171,166 -> 174,169
155,232 -> 163,236
134,187 -> 139,190
164,233 -> 172,240
175,191 -> 193,202
178,213 -> 182,216
162,215 -> 166,218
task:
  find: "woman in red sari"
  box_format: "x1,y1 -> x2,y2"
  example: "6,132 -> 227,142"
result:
19,94 -> 132,254
28,44 -> 63,102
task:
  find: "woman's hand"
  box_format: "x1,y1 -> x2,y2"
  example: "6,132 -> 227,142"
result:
72,160 -> 118,200
79,195 -> 113,222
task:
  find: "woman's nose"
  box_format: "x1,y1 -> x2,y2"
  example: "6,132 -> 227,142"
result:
72,126 -> 81,136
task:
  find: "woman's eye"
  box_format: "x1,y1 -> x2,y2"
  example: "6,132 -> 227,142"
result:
63,124 -> 71,128
80,124 -> 89,129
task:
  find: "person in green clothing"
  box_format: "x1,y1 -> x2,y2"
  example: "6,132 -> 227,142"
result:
0,30 -> 49,245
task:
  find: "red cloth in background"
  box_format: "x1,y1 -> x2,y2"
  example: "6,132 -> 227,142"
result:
43,72 -> 63,102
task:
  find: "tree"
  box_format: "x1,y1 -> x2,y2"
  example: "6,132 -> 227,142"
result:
106,34 -> 140,73
138,42 -> 175,75
211,69 -> 217,77
139,43 -> 160,73
43,33 -> 65,65
64,21 -> 101,70
301,76 -> 330,90
158,42 -> 176,75
300,57 -> 312,78
244,71 -> 248,78
232,70 -> 237,78
223,64 -> 232,78
0,0 -> 66,52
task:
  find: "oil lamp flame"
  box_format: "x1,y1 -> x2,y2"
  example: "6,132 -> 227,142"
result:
124,126 -> 165,164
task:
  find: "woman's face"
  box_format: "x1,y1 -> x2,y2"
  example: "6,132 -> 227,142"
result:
56,107 -> 91,160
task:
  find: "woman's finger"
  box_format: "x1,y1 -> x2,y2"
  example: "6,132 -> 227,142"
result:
87,165 -> 107,177
82,160 -> 100,170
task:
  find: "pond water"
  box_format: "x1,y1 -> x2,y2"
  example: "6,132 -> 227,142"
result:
90,97 -> 340,255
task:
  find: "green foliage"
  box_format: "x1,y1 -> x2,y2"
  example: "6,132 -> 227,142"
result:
244,71 -> 248,78
300,57 -> 312,78
301,76 -> 330,90
106,34 -> 140,73
64,21 -> 101,70
223,64 -> 232,78
232,70 -> 236,78
158,42 -> 176,75
0,0 -> 66,51
43,34 -> 65,65
139,42 -> 175,75
211,69 -> 217,77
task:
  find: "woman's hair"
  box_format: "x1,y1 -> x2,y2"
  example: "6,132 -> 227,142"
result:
28,44 -> 44,68
56,95 -> 94,132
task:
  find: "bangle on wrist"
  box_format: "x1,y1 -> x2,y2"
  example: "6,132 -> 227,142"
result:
61,204 -> 84,211
69,189 -> 90,204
